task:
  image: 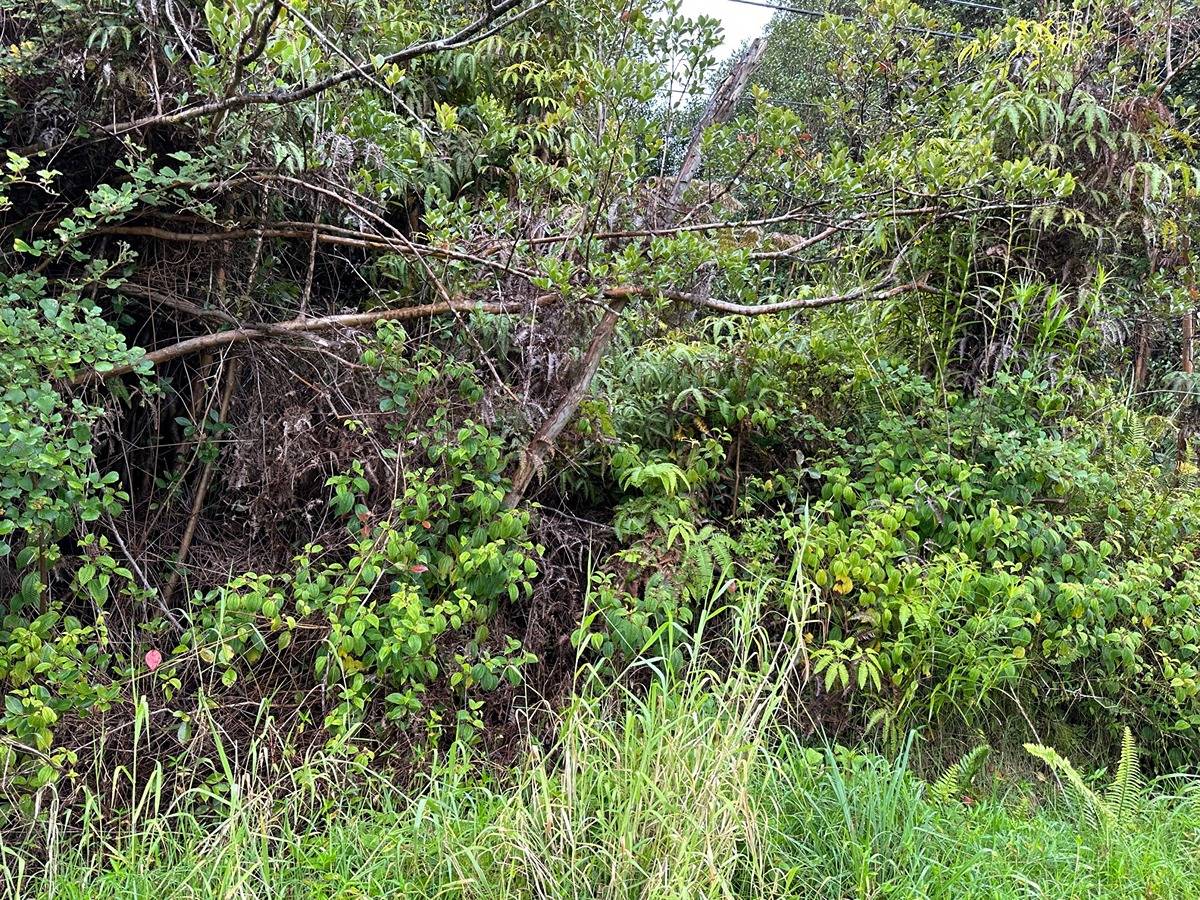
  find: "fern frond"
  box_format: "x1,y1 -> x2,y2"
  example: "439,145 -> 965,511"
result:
710,532 -> 737,577
1024,743 -> 1110,829
681,538 -> 714,603
1128,415 -> 1147,450
929,744 -> 991,804
1104,726 -> 1144,826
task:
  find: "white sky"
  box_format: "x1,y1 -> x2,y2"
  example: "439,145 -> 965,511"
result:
678,0 -> 774,56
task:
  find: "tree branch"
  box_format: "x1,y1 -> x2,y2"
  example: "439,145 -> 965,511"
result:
160,358 -> 242,606
656,275 -> 930,315
666,37 -> 768,218
502,295 -> 628,508
78,293 -> 557,382
102,0 -> 541,135
98,221 -> 539,280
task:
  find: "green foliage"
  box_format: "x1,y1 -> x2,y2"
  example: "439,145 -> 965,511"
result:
5,0 -> 1200,828
796,373 -> 1200,762
0,534 -> 149,794
1106,726 -> 1146,826
177,331 -> 541,740
928,744 -> 991,805
12,659 -> 1200,899
0,609 -> 115,788
1025,726 -> 1146,829
0,271 -> 136,561
579,344 -> 1200,765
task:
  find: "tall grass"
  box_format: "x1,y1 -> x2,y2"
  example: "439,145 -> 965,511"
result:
5,596 -> 1200,898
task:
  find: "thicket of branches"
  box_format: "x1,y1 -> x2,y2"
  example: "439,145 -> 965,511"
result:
4,0 -> 1200,820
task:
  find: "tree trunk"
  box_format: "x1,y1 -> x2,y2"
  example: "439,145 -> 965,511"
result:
502,39 -> 769,508
1178,309 -> 1194,472
665,37 -> 768,220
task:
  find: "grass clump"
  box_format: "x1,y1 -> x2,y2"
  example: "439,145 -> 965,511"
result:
6,614 -> 1200,899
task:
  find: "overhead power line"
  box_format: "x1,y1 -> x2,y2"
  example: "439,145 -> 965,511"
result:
725,0 -> 1005,40
930,0 -> 1005,11
730,0 -> 1004,15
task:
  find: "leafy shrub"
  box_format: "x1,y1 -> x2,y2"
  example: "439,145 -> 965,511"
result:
577,351 -> 1200,767
761,370 -> 1200,766
176,328 -> 541,741
181,447 -> 539,739
0,322 -> 540,801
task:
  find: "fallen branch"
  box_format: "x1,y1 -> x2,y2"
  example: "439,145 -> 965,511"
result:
514,201 -> 1039,248
99,222 -> 538,280
77,294 -> 556,382
161,358 -> 242,606
503,294 -> 629,508
658,275 -> 931,315
117,282 -> 240,326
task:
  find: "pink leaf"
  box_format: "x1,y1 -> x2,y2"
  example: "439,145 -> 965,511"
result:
145,649 -> 163,672
410,564 -> 428,574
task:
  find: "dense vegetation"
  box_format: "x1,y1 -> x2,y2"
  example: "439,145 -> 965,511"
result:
4,0 -> 1200,894
8,629 -> 1200,898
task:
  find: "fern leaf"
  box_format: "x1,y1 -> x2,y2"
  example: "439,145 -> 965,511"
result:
711,532 -> 737,578
1024,743 -> 1111,829
1104,727 -> 1144,826
929,744 -> 990,804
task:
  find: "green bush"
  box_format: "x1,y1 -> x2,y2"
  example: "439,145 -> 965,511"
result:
782,371 -> 1200,765
578,348 -> 1200,767
0,323 -> 540,800
177,326 -> 541,741
181,444 -> 539,739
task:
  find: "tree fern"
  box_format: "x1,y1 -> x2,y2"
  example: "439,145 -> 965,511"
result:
928,744 -> 991,805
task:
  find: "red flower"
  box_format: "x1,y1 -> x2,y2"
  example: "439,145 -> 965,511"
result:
145,649 -> 163,672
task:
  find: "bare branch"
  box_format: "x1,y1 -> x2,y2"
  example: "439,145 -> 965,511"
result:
655,275 -> 931,315
160,358 -> 242,606
503,295 -> 628,508
78,293 -> 557,382
665,37 -> 768,219
98,221 -> 539,280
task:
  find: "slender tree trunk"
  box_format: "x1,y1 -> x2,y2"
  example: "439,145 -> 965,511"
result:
162,359 -> 241,605
1134,322 -> 1150,390
1182,310 -> 1193,374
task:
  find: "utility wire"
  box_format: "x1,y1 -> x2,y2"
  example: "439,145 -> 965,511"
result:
725,0 -> 1003,40
930,0 -> 1005,12
731,0 -> 1004,15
